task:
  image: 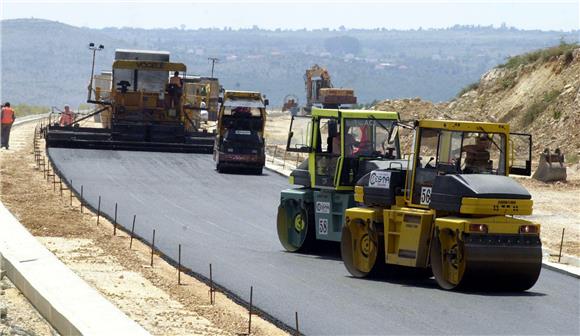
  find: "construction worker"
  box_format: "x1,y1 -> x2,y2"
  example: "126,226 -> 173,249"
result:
200,99 -> 208,122
59,104 -> 75,127
1,102 -> 15,149
168,71 -> 183,108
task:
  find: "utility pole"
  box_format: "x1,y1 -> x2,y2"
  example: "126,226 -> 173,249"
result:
208,57 -> 219,78
87,42 -> 104,102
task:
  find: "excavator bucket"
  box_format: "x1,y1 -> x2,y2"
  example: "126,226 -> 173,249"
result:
532,148 -> 567,182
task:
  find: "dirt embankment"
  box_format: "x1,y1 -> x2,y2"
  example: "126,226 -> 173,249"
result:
0,121 -> 288,336
371,46 -> 580,258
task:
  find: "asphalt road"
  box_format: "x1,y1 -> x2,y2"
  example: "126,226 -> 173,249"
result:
49,148 -> 580,335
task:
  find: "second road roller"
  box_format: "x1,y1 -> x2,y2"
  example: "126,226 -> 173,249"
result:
341,119 -> 542,291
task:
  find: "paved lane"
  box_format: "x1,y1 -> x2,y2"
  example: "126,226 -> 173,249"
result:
49,148 -> 580,335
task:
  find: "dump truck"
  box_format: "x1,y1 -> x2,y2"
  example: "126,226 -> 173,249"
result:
340,120 -> 541,291
276,107 -> 401,251
304,65 -> 356,113
213,90 -> 268,174
45,49 -> 214,153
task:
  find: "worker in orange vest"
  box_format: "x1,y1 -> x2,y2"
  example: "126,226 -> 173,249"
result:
59,104 -> 75,127
1,102 -> 15,150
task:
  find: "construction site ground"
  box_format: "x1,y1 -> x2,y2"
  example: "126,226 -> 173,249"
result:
264,113 -> 579,259
0,120 -> 287,336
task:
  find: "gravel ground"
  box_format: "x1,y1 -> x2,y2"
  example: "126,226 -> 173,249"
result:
0,120 -> 287,336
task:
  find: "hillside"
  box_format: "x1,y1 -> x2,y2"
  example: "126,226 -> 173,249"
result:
1,18 -> 578,108
374,43 -> 580,163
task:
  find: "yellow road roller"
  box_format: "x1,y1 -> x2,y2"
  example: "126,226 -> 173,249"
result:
341,119 -> 542,291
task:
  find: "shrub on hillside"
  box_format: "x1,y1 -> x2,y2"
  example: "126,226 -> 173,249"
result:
498,41 -> 579,69
457,82 -> 479,97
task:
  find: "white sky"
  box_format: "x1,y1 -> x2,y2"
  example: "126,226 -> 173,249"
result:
1,0 -> 579,31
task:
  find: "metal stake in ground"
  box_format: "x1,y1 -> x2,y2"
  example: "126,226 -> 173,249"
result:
113,203 -> 118,236
129,215 -> 136,249
558,228 -> 565,263
80,185 -> 84,213
178,244 -> 182,285
295,311 -> 300,336
248,286 -> 253,335
209,263 -> 215,305
70,179 -> 73,206
97,196 -> 101,226
150,229 -> 156,267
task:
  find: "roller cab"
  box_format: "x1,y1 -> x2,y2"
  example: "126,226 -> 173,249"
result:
341,119 -> 542,291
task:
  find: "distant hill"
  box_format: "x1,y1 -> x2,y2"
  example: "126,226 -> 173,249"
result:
1,18 -> 578,108
374,43 -> 580,160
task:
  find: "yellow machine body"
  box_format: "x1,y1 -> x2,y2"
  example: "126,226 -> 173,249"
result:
341,119 -> 542,291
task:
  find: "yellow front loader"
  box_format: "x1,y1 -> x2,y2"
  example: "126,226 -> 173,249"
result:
341,120 -> 542,291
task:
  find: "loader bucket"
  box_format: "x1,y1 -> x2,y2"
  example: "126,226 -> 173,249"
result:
532,148 -> 567,182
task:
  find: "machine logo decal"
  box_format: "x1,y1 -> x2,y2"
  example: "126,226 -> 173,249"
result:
368,170 -> 391,188
316,201 -> 331,214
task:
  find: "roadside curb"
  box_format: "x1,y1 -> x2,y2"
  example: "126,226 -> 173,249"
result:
542,262 -> 580,279
0,201 -> 150,336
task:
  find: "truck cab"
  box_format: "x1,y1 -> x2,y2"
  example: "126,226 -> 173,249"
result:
214,90 -> 268,174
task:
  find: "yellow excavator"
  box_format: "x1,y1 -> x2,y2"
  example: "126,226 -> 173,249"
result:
341,119 -> 542,291
304,64 -> 356,113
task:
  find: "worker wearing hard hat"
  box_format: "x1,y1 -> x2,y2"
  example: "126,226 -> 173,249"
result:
59,104 -> 75,127
1,102 -> 16,149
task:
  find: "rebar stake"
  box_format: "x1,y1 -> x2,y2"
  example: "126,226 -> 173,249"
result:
113,203 -> 118,236
558,228 -> 565,263
70,179 -> 73,206
129,215 -> 136,249
97,196 -> 101,226
178,244 -> 182,285
248,286 -> 253,335
295,312 -> 300,336
80,185 -> 84,213
150,229 -> 156,267
209,263 -> 215,305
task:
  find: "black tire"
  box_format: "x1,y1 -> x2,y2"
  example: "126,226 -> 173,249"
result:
276,200 -> 314,252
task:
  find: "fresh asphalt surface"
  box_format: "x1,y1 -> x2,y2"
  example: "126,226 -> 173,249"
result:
49,148 -> 579,335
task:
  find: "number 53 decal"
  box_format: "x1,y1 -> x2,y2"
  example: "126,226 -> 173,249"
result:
318,218 -> 328,235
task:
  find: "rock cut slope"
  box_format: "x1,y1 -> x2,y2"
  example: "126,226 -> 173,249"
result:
374,44 -> 580,159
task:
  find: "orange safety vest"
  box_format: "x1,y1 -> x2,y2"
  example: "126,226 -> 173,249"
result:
1,107 -> 14,124
60,112 -> 74,126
